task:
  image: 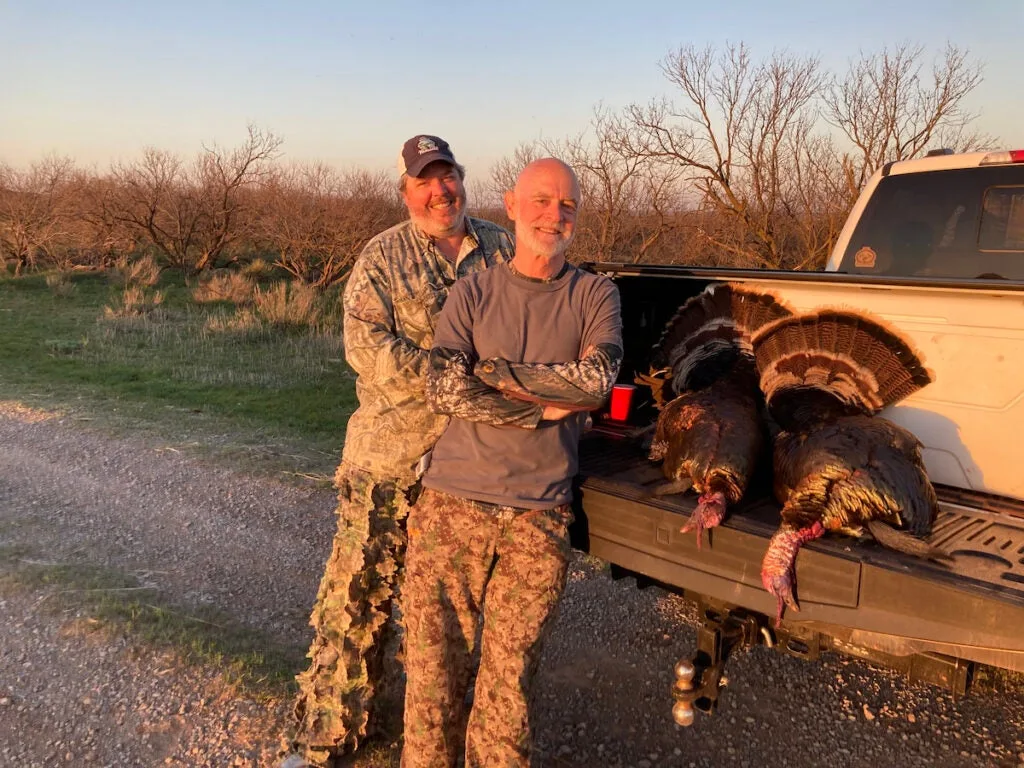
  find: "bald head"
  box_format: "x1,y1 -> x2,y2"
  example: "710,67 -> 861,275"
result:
514,158 -> 581,199
505,157 -> 580,263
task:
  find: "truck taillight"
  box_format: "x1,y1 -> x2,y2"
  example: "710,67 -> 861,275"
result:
979,150 -> 1024,165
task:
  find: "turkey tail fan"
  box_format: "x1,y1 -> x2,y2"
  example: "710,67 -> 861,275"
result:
752,310 -> 933,430
651,283 -> 794,394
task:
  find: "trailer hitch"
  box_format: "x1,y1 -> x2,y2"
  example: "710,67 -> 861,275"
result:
672,600 -> 768,726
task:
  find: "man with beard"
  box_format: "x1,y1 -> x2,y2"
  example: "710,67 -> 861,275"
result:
399,158 -> 623,767
283,136 -> 513,768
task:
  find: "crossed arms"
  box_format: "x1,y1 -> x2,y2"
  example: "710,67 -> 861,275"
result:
425,342 -> 624,428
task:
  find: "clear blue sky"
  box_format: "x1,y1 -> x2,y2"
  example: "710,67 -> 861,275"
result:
1,0 -> 1021,177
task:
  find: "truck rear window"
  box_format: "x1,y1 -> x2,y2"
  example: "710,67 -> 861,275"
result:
840,166 -> 1024,280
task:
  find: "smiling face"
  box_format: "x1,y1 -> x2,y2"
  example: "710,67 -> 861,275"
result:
402,161 -> 467,239
505,158 -> 580,261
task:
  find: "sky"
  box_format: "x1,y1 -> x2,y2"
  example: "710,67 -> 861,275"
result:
1,0 -> 1022,179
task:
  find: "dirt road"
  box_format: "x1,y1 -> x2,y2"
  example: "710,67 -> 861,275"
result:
1,402 -> 1022,767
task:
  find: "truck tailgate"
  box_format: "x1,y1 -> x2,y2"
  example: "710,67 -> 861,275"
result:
576,432 -> 1024,671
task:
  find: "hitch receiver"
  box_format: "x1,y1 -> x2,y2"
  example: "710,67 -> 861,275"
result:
672,599 -> 767,726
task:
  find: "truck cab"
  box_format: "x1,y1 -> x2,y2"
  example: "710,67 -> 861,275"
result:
827,149 -> 1024,279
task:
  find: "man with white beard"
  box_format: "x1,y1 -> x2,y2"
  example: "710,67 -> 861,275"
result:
283,136 -> 513,768
399,158 -> 623,767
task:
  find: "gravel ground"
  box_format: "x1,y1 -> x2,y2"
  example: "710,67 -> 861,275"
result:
2,401 -> 1023,768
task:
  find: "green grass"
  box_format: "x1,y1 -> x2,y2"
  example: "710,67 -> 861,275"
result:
0,267 -> 364,697
0,269 -> 367,708
0,544 -> 304,699
0,270 -> 357,477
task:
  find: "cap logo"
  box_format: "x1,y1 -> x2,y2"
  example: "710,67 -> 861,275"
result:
416,137 -> 439,154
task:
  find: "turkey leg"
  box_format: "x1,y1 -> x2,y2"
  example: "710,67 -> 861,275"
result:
680,491 -> 727,549
760,520 -> 825,623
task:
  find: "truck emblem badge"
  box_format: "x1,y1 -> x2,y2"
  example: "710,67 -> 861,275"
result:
854,246 -> 877,268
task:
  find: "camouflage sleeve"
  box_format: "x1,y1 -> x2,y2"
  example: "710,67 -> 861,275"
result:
426,347 -> 545,428
474,342 -> 624,410
343,245 -> 428,389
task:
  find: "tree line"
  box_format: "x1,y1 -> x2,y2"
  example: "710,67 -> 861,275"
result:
1,43 -> 990,283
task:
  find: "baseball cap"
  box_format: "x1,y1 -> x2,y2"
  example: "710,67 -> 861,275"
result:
397,135 -> 458,177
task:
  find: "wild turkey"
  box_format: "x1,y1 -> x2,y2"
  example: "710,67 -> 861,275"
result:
645,284 -> 793,546
752,309 -> 944,622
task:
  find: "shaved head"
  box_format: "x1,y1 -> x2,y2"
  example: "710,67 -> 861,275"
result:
505,158 -> 581,265
514,158 -> 581,200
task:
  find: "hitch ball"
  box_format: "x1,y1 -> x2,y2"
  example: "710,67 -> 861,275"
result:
672,659 -> 696,726
674,659 -> 695,681
672,699 -> 696,726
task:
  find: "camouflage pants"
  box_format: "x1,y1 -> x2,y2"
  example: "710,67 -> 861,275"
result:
400,488 -> 573,768
288,462 -> 420,766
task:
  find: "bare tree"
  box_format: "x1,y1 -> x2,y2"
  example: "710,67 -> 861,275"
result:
111,147 -> 198,271
0,156 -> 76,275
256,163 -> 403,288
550,108 -> 685,263
191,125 -> 282,271
111,125 -> 281,273
777,131 -> 851,269
824,43 -> 988,196
627,42 -> 829,268
68,169 -> 140,269
487,142 -> 543,207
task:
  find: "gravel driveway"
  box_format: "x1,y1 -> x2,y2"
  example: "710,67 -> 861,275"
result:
1,402 -> 1022,768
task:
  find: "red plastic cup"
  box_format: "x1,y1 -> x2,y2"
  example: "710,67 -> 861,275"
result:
609,384 -> 636,421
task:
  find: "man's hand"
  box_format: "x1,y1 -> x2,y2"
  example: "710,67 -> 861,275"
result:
541,405 -> 574,421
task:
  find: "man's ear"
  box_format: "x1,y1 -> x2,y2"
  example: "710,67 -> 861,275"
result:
503,190 -> 516,221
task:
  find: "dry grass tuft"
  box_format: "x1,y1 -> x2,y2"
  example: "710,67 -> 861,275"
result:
241,258 -> 276,279
192,271 -> 256,305
104,285 -> 165,318
0,401 -> 58,423
45,272 -> 77,298
204,308 -> 264,334
113,254 -> 161,288
253,281 -> 322,329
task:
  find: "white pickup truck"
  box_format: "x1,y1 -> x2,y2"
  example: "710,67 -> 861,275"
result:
575,148 -> 1024,708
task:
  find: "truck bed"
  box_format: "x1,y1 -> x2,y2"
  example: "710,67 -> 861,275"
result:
575,429 -> 1024,672
592,264 -> 1024,501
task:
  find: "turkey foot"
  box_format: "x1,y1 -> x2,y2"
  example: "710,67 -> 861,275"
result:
680,491 -> 727,549
760,521 -> 825,623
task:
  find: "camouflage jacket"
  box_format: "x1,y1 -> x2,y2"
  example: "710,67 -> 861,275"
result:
341,216 -> 514,482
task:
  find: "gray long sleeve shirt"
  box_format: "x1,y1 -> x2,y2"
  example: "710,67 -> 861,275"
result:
423,263 -> 623,508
